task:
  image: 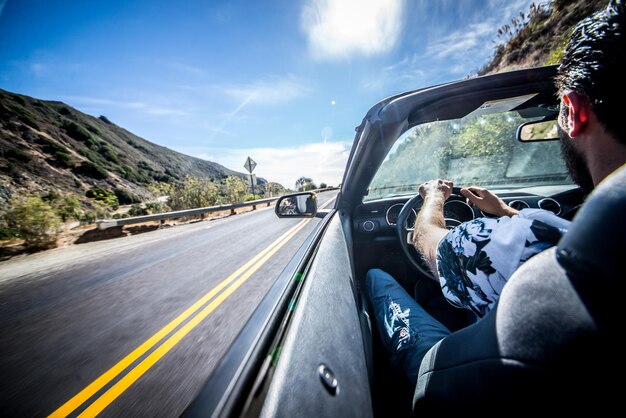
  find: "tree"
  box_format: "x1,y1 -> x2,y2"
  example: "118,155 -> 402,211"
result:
167,176 -> 219,210
86,187 -> 119,210
4,195 -> 61,249
223,176 -> 248,203
54,194 -> 82,222
296,176 -> 315,191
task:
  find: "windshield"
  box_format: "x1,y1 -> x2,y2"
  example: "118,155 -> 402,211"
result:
366,111 -> 572,201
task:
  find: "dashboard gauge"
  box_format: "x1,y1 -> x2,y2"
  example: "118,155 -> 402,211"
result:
443,200 -> 475,223
386,203 -> 418,230
538,198 -> 561,215
508,200 -> 530,211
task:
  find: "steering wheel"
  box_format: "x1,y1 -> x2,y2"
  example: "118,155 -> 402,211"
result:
395,187 -> 464,278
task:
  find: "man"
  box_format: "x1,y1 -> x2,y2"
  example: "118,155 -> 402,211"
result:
367,0 -> 626,386
415,180 -> 569,317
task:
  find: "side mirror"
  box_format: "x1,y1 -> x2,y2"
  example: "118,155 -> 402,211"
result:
517,118 -> 560,142
275,192 -> 317,218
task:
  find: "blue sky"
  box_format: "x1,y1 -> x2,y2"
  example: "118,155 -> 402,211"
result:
0,0 -> 536,188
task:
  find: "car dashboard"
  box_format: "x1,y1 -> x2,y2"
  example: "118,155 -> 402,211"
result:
352,184 -> 583,241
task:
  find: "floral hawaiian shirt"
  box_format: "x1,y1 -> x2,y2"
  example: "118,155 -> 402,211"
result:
436,209 -> 571,318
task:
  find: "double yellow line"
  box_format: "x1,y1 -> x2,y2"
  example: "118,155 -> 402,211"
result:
50,218 -> 312,417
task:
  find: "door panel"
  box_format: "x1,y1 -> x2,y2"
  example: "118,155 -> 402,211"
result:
259,214 -> 372,418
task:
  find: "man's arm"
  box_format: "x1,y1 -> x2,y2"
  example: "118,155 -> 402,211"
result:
413,179 -> 452,278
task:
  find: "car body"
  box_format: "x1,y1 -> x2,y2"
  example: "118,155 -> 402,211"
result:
185,65 -> 617,416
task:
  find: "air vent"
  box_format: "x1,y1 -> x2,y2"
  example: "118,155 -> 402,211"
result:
538,198 -> 561,215
508,200 -> 530,211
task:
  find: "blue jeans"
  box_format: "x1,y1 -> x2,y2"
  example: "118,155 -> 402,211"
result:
366,269 -> 451,385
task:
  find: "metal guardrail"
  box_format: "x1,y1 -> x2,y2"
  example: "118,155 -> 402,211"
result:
96,188 -> 338,230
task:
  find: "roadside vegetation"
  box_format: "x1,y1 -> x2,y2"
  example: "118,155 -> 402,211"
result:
0,175 -> 288,251
295,177 -> 317,191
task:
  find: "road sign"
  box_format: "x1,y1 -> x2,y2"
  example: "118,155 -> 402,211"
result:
248,174 -> 257,186
243,156 -> 257,173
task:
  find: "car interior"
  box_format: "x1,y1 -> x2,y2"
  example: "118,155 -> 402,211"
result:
343,65 -> 620,413
186,66 -> 618,416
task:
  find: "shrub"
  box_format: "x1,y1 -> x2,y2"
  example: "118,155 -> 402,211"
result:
243,193 -> 257,202
5,148 -> 31,162
319,182 -> 327,189
168,176 -> 219,210
128,204 -> 147,217
85,124 -> 101,135
98,115 -> 112,124
80,201 -> 110,224
53,151 -> 76,168
4,195 -> 61,249
113,188 -> 140,205
58,107 -> 72,116
13,95 -> 26,106
151,172 -> 171,182
80,211 -> 96,224
86,137 -> 101,150
62,120 -> 91,142
137,160 -> 154,172
86,187 -> 119,209
0,227 -> 20,240
223,176 -> 248,203
39,137 -> 67,154
145,202 -> 167,214
99,145 -> 119,164
54,195 -> 82,222
73,161 -> 108,179
10,105 -> 39,129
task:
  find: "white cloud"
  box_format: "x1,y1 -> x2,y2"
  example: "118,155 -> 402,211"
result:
218,75 -> 311,106
207,75 -> 311,140
302,0 -> 405,59
29,62 -> 48,76
409,0 -> 536,78
168,61 -> 206,77
183,141 -> 352,189
63,96 -> 190,117
425,22 -> 493,61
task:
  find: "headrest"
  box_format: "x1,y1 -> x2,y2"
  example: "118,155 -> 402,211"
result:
557,163 -> 626,280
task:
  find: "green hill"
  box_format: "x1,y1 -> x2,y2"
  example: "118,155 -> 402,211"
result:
0,88 -> 250,209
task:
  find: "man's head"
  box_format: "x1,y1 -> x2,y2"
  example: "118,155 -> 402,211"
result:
555,0 -> 626,191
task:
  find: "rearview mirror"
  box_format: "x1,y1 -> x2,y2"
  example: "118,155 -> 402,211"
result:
275,192 -> 317,218
517,119 -> 559,142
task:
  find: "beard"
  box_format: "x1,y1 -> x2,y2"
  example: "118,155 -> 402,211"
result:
558,126 -> 594,195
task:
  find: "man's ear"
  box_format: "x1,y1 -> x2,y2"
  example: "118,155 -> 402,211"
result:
561,90 -> 591,137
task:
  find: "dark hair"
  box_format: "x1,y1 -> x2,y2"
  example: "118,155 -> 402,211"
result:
555,0 -> 626,144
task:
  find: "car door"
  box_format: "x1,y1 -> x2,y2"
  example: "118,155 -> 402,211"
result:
186,209 -> 373,418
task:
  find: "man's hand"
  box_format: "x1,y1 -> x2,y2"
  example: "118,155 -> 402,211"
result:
460,186 -> 518,217
418,179 -> 454,201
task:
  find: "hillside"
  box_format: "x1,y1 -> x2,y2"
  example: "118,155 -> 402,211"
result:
479,0 -> 610,75
0,88 -> 250,209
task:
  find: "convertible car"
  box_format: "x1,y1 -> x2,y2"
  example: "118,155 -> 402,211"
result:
186,65 -> 621,415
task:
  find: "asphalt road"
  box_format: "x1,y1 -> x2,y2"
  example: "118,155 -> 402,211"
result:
0,191 -> 338,417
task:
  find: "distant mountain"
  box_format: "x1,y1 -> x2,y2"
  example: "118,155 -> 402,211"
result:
0,89 -> 251,208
